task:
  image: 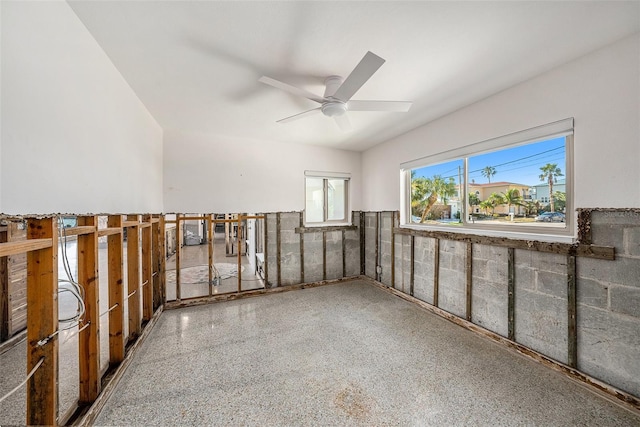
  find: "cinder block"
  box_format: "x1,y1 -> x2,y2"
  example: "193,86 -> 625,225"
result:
591,225 -> 624,249
472,278 -> 508,337
536,271 -> 567,298
623,226 -> 640,257
576,277 -> 609,310
438,268 -> 466,318
609,285 -> 640,317
577,305 -> 640,397
529,251 -> 566,275
591,210 -> 640,227
578,256 -> 640,288
514,287 -> 568,364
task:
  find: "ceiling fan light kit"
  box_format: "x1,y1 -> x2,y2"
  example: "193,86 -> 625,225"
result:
259,51 -> 412,130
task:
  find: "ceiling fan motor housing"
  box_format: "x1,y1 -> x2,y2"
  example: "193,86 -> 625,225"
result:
321,76 -> 347,117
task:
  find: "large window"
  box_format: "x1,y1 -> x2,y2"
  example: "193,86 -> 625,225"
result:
305,171 -> 350,225
401,119 -> 573,237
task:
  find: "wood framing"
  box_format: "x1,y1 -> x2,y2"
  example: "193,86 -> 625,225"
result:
276,213 -> 281,286
409,235 -> 415,296
207,215 -> 213,297
107,215 -> 124,366
433,238 -> 440,307
175,214 -> 182,301
507,248 -> 515,341
77,215 -> 101,404
141,215 -> 153,322
567,254 -> 577,368
299,212 -> 305,283
466,242 -> 473,322
393,227 -> 614,260
26,218 -> 58,426
126,215 -> 141,340
322,232 -> 327,281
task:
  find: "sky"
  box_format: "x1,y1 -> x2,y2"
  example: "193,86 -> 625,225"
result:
413,136 -> 566,187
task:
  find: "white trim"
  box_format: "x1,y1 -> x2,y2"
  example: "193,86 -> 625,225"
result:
304,170 -> 351,179
400,118 -> 574,171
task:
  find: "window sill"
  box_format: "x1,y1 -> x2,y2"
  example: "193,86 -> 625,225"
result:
400,223 -> 576,244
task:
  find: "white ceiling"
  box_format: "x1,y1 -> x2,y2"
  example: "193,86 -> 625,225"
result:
68,1 -> 640,152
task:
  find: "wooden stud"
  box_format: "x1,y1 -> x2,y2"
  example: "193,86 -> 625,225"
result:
299,212 -> 305,283
391,212 -> 396,289
276,213 -> 281,286
176,214 -> 182,301
567,254 -> 577,368
410,235 -> 415,296
466,242 -> 473,321
26,218 -> 58,426
322,232 -> 327,281
126,215 -> 141,340
359,212 -> 365,275
264,214 -> 269,287
0,226 -> 8,341
107,215 -> 124,366
375,212 -> 380,281
237,216 -> 242,292
433,238 -> 440,307
341,229 -> 346,278
151,217 -> 161,310
508,248 -> 515,341
207,215 -> 213,297
158,215 -> 166,306
141,215 -> 153,322
77,215 -> 101,404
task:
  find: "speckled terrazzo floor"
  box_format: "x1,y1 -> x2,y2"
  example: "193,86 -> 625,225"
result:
94,280 -> 640,426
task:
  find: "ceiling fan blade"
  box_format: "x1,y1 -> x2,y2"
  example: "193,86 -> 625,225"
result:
332,51 -> 385,102
259,76 -> 325,103
334,114 -> 352,131
276,107 -> 322,124
347,100 -> 412,112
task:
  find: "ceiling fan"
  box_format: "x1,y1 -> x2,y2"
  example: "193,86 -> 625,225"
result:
259,51 -> 412,131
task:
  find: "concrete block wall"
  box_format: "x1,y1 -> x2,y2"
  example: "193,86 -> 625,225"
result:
471,244 -> 508,337
576,210 -> 640,397
514,250 -> 569,364
382,209 -> 640,401
262,208 -> 639,401
437,239 -> 467,318
264,211 -> 362,288
412,236 -> 435,304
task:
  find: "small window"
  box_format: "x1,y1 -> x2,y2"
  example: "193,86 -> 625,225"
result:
401,119 -> 573,238
305,171 -> 350,225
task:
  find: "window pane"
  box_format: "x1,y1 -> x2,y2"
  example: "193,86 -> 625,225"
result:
305,178 -> 324,223
410,159 -> 464,225
327,179 -> 346,221
467,136 -> 566,227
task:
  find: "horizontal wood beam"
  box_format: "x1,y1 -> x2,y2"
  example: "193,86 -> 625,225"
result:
122,220 -> 140,228
296,225 -> 358,234
393,227 -> 614,260
97,228 -> 122,237
59,225 -> 96,237
0,238 -> 52,257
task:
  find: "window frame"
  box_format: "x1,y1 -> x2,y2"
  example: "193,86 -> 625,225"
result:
400,119 -> 574,241
304,171 -> 351,226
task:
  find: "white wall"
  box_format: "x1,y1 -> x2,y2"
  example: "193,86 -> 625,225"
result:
163,130 -> 361,213
1,1 -> 163,214
362,34 -> 640,218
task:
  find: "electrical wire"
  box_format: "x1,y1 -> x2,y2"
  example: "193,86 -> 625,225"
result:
0,357 -> 45,404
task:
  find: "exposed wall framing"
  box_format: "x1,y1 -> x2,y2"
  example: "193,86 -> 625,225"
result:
0,214 -> 166,426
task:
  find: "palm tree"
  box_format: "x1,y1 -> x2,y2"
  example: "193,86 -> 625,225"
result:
468,193 -> 480,212
483,192 -> 504,215
502,188 -> 523,216
411,175 -> 457,223
539,163 -> 564,212
481,166 -> 496,183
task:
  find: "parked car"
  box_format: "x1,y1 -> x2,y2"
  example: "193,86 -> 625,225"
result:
535,212 -> 565,222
